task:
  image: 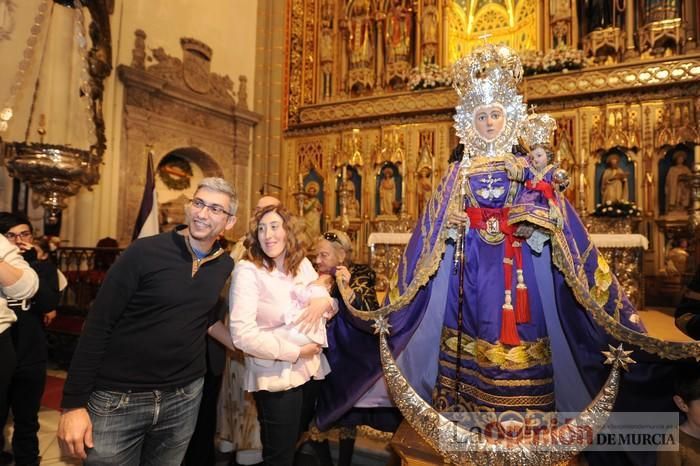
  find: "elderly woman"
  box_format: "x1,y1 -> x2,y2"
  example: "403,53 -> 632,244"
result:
229,205 -> 336,466
306,230 -> 399,466
314,230 -> 378,311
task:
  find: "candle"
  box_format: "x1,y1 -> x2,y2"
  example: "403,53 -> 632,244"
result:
695,145 -> 700,162
298,172 -> 304,188
342,165 -> 347,180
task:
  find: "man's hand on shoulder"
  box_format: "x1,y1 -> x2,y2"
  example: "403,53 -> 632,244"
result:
57,407 -> 93,459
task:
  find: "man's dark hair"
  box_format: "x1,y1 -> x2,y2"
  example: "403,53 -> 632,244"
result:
675,365 -> 700,403
0,212 -> 32,235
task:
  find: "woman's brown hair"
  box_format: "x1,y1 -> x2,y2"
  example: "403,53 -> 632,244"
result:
244,204 -> 306,276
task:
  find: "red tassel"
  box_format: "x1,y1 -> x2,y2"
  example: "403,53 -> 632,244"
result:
500,306 -> 520,346
516,286 -> 530,323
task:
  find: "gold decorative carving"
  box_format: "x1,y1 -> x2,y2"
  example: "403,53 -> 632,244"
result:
525,54 -> 700,100
584,27 -> 625,64
286,0 -> 305,126
318,0 -> 335,100
345,0 -> 375,94
420,0 -> 438,64
290,56 -> 700,128
446,0 -> 539,62
655,102 -> 699,147
299,88 -> 455,124
640,18 -> 685,57
303,0 -> 316,104
384,0 -> 412,88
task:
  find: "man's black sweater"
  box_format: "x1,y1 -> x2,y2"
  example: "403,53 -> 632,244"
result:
61,229 -> 233,409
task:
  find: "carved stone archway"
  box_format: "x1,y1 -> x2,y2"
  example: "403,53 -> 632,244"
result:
116,32 -> 261,244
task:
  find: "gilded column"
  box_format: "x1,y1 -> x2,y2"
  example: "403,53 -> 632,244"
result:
376,9 -> 386,89
571,0 -> 579,50
623,0 -> 638,59
440,0 -> 448,66
415,0 -> 423,66
685,0 -> 697,50
689,146 -> 700,232
542,0 -> 550,51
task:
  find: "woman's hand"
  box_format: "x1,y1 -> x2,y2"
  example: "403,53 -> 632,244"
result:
335,266 -> 357,304
335,266 -> 351,284
295,297 -> 332,334
298,343 -> 322,359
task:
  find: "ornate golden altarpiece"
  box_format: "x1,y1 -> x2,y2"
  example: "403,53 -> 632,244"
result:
280,1 -> 699,462
282,0 -> 700,286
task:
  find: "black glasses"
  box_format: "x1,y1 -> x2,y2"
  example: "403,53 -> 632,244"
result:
5,231 -> 32,241
323,232 -> 340,243
189,198 -> 233,217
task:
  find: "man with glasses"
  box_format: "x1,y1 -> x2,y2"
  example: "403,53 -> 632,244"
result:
58,178 -> 237,466
0,221 -> 38,466
0,213 -> 60,466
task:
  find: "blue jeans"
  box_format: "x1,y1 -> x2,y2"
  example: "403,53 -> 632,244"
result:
85,377 -> 204,466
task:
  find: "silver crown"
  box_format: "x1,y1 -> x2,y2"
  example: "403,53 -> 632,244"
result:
522,113 -> 557,151
451,43 -> 527,157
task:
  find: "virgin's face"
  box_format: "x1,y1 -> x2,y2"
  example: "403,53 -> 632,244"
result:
315,239 -> 341,274
257,211 -> 287,260
473,105 -> 506,141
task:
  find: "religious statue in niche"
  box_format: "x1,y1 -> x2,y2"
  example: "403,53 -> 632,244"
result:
347,0 -> 374,92
158,153 -> 193,190
662,148 -> 693,216
385,0 -> 412,65
337,166 -> 361,218
319,0 -> 334,99
377,163 -> 401,216
556,134 -> 577,204
348,0 -> 373,67
416,141 -> 434,218
416,166 -> 433,218
664,238 -> 690,277
303,180 -> 323,239
421,0 -> 438,63
600,153 -> 629,204
550,0 -> 572,48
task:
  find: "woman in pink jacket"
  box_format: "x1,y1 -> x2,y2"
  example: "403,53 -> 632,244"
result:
229,205 -> 336,466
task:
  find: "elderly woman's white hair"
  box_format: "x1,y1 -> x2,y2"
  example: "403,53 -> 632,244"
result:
318,229 -> 353,263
